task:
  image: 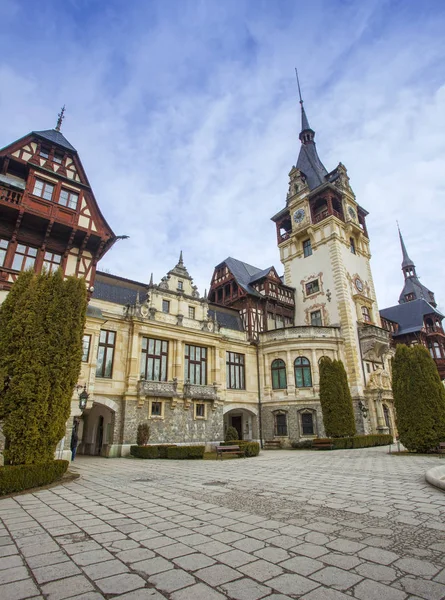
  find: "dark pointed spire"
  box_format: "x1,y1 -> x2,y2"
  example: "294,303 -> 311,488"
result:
295,68 -> 314,143
397,223 -> 415,272
55,105 -> 65,132
148,272 -> 154,287
178,250 -> 183,266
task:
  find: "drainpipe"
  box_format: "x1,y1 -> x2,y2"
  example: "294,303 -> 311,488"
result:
254,340 -> 264,449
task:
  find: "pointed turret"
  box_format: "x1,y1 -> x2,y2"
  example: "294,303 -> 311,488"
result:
398,225 -> 416,274
397,227 -> 436,306
294,69 -> 328,190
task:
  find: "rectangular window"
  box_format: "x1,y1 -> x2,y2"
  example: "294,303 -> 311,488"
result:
42,251 -> 62,273
53,152 -> 63,164
33,178 -> 54,201
96,330 -> 116,378
185,344 -> 207,385
140,337 -> 168,381
350,237 -> 356,254
39,147 -> 50,159
276,413 -> 288,436
303,239 -> 312,257
82,335 -> 91,362
195,403 -> 205,418
301,413 -> 314,435
59,189 -> 79,210
305,279 -> 320,296
178,280 -> 183,290
361,306 -> 371,323
226,352 -> 245,390
188,306 -> 195,319
151,401 -> 162,416
0,238 -> 8,267
162,299 -> 170,313
310,310 -> 323,326
11,244 -> 38,271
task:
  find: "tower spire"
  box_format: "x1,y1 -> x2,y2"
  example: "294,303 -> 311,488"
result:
295,68 -> 312,137
55,105 -> 65,132
397,223 -> 415,274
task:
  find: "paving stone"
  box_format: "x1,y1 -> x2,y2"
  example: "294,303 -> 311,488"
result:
156,543 -> 196,559
267,535 -> 301,550
358,547 -> 399,565
170,582 -> 226,600
279,556 -> 324,576
217,549 -> 258,567
41,575 -> 94,600
355,562 -> 398,583
310,566 -> 362,590
238,559 -> 283,582
195,564 -> 243,586
0,566 -> 30,584
173,552 -> 216,570
69,593 -> 105,600
82,558 -> 129,579
326,538 -> 366,554
304,532 -> 331,545
212,531 -> 245,543
0,544 -> 19,557
117,589 -> 169,599
292,543 -> 330,558
193,540 -> 233,556
33,561 -> 82,584
434,568 -> 445,584
264,573 -> 320,596
300,588 -> 352,600
254,547 -> 292,563
149,568 -> 195,592
354,579 -> 408,600
248,529 -> 278,541
140,536 -> 175,550
233,538 -> 266,553
71,548 -> 114,566
220,576 -> 271,600
322,553 -> 362,570
63,541 -> 102,555
394,558 -> 440,577
21,541 -> 60,557
398,576 -> 445,600
116,548 -> 156,563
96,572 -> 146,594
177,533 -> 210,546
0,578 -> 40,600
0,554 -> 24,570
131,557 -> 174,576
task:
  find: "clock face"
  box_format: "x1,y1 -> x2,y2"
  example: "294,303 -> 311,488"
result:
293,208 -> 305,223
355,278 -> 363,292
348,206 -> 356,220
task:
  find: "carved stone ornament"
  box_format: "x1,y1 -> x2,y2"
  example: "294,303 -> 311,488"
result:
366,369 -> 392,391
159,276 -> 170,290
183,382 -> 219,402
138,378 -> 178,399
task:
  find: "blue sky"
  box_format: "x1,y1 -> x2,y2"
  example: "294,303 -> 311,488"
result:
1,0 -> 445,310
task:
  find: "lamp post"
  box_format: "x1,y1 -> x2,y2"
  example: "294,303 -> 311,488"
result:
77,385 -> 89,410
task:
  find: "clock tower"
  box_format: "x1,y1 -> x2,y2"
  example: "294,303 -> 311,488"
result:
271,84 -> 385,402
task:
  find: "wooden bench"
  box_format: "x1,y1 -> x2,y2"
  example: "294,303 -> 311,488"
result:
216,445 -> 245,460
438,442 -> 445,457
312,440 -> 334,451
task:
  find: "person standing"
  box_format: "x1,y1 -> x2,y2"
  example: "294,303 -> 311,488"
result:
70,426 -> 78,461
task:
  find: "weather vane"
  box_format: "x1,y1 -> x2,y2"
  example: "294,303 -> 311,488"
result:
55,105 -> 65,132
295,68 -> 304,107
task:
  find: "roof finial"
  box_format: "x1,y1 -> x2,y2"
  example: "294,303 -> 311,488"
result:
55,105 -> 65,132
178,250 -> 183,266
149,272 -> 154,287
397,223 -> 415,271
295,68 -> 303,106
295,69 -> 311,135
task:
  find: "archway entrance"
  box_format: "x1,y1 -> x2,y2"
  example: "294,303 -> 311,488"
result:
78,402 -> 115,456
223,407 -> 258,441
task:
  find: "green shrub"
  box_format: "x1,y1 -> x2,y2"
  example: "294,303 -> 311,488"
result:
392,345 -> 445,452
130,445 -> 160,459
157,444 -> 176,458
220,440 -> 260,457
136,423 -> 150,446
312,434 -> 392,450
319,357 -> 356,438
166,445 -> 205,459
291,440 -> 314,449
0,460 -> 68,495
225,426 -> 239,441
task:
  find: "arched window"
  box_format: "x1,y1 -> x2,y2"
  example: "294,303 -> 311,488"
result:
294,357 -> 312,388
361,306 -> 371,323
271,359 -> 287,389
275,412 -> 288,436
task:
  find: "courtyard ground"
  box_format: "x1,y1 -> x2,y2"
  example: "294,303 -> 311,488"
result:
0,446 -> 444,600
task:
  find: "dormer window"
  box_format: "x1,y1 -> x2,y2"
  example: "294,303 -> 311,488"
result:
33,178 -> 54,201
59,189 -> 78,210
39,147 -> 50,159
405,293 -> 415,302
53,152 -> 63,164
178,280 -> 183,291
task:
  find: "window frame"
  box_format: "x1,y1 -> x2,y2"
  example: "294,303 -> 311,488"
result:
96,329 -> 116,379
294,357 -> 312,388
310,310 -> 323,327
11,243 -> 38,272
271,359 -> 287,390
42,250 -> 62,273
59,188 -> 79,210
82,334 -> 91,363
32,178 -> 55,201
275,412 -> 288,436
185,344 -> 207,385
305,279 -> 320,296
0,238 -> 8,267
188,306 -> 195,319
226,351 -> 246,390
162,299 -> 170,313
361,306 -> 371,323
350,237 -> 356,254
194,402 -> 206,420
301,411 -> 315,436
149,399 -> 165,419
140,337 -> 168,381
303,239 -> 312,258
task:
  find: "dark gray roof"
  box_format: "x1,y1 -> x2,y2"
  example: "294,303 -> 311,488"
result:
216,257 -> 275,297
296,140 -> 328,191
92,273 -> 148,305
399,276 -> 435,306
301,105 -> 311,132
33,129 -> 76,152
380,299 -> 443,336
208,306 -> 244,332
398,228 -> 414,269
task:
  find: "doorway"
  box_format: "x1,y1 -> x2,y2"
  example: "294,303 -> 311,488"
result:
95,416 -> 104,456
231,416 -> 243,440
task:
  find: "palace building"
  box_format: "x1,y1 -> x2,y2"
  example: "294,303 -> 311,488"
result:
3,89 -> 436,460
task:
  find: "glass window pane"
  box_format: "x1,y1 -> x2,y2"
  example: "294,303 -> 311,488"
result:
33,180 -> 43,195
11,254 -> 22,270
24,256 -> 36,270
279,369 -> 287,388
196,364 -> 201,385
148,338 -> 154,354
153,358 -> 160,380
155,340 -> 161,355
147,357 -> 153,379
104,349 -> 113,377
295,369 -> 303,388
100,330 -> 107,343
108,331 -> 115,344
142,337 -> 147,351
303,367 -> 312,387
162,341 -> 167,353
161,356 -> 167,381
28,247 -> 38,257
96,346 -> 105,376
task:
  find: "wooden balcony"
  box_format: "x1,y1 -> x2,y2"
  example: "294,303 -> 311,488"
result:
312,208 -> 344,224
0,185 -> 23,206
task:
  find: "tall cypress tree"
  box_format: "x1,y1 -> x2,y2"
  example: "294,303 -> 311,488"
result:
392,344 -> 445,452
0,269 -> 87,465
319,357 -> 356,438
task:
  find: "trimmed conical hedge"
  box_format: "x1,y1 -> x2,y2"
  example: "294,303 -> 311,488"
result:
0,269 -> 87,465
392,344 -> 445,452
319,357 -> 356,438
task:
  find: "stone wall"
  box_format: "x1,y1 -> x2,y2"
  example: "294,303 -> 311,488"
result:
261,401 -> 325,447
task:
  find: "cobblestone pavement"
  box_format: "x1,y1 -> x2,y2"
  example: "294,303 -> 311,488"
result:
1,446 -> 445,600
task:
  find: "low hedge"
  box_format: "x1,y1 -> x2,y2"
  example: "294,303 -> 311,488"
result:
0,460 -> 69,496
313,434 -> 393,450
130,446 -> 160,459
221,440 -> 260,457
166,445 -> 205,460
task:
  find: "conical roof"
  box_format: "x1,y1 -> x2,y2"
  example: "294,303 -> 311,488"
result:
33,129 -> 76,152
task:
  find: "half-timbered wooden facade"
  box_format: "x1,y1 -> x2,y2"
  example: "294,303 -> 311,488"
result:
0,121 -> 115,301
